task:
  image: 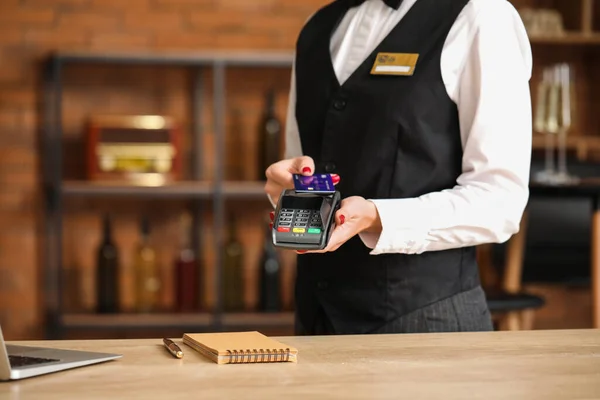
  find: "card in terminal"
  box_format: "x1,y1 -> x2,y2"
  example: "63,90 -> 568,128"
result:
272,189 -> 341,250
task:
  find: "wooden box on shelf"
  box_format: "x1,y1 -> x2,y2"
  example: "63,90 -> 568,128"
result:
86,115 -> 183,186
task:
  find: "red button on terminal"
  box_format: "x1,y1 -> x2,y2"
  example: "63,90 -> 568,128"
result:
277,227 -> 290,233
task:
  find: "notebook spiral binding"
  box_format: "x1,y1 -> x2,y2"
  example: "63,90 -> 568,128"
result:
225,348 -> 292,364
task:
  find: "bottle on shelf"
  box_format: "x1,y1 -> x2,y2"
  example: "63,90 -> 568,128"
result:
258,217 -> 281,312
134,216 -> 160,313
174,212 -> 199,313
95,214 -> 120,314
257,88 -> 282,180
222,214 -> 244,312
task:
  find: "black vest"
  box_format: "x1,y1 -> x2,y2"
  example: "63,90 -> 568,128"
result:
293,0 -> 481,335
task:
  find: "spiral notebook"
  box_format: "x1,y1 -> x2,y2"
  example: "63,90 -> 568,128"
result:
182,331 -> 298,365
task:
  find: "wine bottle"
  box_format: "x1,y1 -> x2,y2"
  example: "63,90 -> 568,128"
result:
222,214 -> 244,312
174,212 -> 199,312
257,89 -> 282,180
134,216 -> 160,313
95,214 -> 119,314
259,219 -> 281,312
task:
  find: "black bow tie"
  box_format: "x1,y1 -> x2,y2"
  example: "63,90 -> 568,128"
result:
349,0 -> 403,10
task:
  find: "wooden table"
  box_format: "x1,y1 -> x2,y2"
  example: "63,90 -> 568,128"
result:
2,329 -> 600,399
528,179 -> 600,328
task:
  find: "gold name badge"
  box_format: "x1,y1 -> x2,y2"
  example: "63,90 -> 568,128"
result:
370,53 -> 419,76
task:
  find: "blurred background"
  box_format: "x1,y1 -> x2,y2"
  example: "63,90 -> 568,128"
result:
0,0 -> 599,341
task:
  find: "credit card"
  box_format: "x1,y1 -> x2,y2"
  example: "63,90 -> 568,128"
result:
293,174 -> 335,194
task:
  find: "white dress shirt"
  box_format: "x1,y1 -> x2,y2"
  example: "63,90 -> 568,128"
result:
282,0 -> 533,255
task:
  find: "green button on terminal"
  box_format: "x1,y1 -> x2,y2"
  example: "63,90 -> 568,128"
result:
308,228 -> 321,234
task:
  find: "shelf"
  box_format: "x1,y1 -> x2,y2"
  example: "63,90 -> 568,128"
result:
532,134 -> 600,160
61,313 -> 213,330
61,181 -> 269,200
529,32 -> 600,45
49,50 -> 295,68
223,181 -> 268,199
222,312 -> 295,328
60,312 -> 294,330
62,180 -> 214,198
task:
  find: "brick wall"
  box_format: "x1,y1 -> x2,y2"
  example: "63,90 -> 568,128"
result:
0,0 -> 328,340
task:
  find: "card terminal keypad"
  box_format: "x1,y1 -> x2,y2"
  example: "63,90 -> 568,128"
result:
277,209 -> 322,235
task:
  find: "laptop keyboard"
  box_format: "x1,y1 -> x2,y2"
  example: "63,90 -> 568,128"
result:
9,355 -> 60,368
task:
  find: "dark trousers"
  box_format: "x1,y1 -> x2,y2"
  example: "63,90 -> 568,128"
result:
295,286 -> 493,335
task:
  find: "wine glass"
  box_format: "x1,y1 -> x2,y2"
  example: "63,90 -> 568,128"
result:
533,67 -> 556,183
553,63 -> 579,184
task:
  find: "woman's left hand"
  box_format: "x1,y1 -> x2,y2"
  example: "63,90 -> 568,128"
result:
300,196 -> 382,254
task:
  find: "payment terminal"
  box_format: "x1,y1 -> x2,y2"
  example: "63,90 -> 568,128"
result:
272,188 -> 342,251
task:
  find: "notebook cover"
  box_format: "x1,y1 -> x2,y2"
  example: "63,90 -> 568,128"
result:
182,331 -> 298,365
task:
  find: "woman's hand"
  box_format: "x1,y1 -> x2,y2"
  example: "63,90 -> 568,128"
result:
264,156 -> 314,206
264,156 -> 340,206
299,196 -> 382,254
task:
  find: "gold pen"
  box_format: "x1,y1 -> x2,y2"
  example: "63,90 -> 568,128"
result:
163,338 -> 183,359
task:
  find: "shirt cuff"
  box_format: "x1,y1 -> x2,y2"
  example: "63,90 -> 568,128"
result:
358,199 -> 433,255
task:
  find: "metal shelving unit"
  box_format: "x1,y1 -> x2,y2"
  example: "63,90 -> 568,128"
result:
61,181 -> 268,199
42,50 -> 294,339
60,312 -> 294,331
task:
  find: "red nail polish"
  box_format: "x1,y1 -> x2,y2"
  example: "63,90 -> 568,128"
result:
332,175 -> 340,184
302,167 -> 311,174
339,215 -> 345,225
269,211 -> 274,221
269,222 -> 273,229
297,250 -> 307,254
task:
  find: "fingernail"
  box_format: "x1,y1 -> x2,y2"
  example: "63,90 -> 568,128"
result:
297,250 -> 307,254
269,211 -> 274,221
339,215 -> 345,225
331,175 -> 340,184
302,167 -> 311,174
269,222 -> 273,229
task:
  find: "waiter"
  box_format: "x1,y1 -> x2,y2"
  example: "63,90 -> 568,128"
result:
265,0 -> 532,335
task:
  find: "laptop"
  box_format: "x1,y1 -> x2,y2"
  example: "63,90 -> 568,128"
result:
0,324 -> 121,381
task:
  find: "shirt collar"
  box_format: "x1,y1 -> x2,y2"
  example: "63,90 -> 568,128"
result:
349,0 -> 404,10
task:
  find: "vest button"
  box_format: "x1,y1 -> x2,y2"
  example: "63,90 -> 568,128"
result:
317,281 -> 329,290
333,99 -> 346,110
325,162 -> 336,173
